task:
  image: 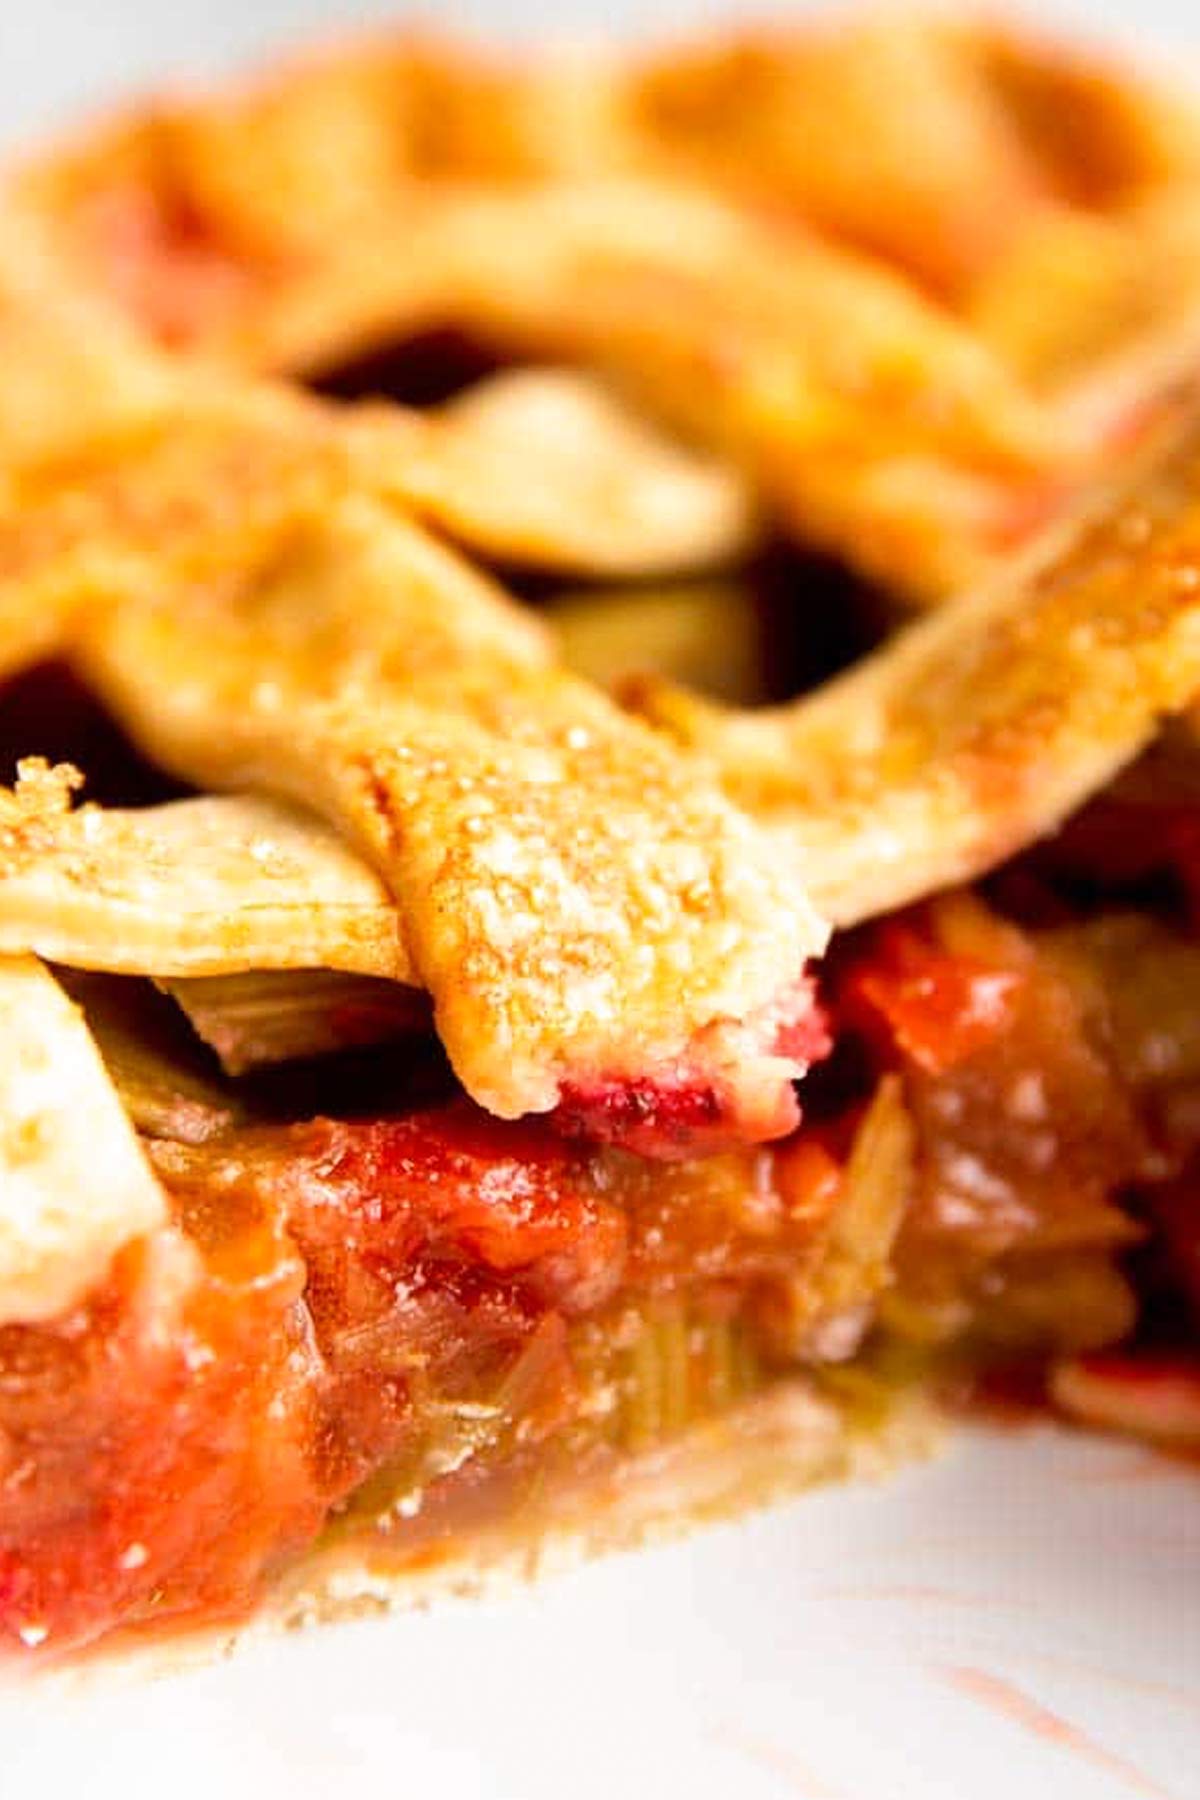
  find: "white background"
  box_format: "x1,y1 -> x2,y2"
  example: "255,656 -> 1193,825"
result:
0,0 -> 1197,152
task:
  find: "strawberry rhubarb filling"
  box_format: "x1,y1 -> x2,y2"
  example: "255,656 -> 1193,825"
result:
4,839 -> 1200,1657
552,975 -> 831,1157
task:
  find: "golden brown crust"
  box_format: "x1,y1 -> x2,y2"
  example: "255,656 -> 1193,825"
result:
0,224 -> 757,583
8,375 -> 1200,1009
0,396 -> 827,1123
9,377 -> 1200,1021
629,14 -> 1054,300
0,775 -> 410,980
6,23 -> 1101,604
21,17 -> 1195,317
634,17 -> 1200,460
384,179 -> 1065,603
630,16 -> 1200,292
175,174 -> 1061,602
634,390 -> 1200,924
17,15 -> 1200,602
353,367 -> 759,577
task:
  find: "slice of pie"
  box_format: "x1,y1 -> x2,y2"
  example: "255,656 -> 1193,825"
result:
2,12 -> 1200,1666
0,350 -> 1196,1659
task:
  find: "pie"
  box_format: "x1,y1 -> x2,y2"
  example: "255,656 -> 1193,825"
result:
14,13 -> 1200,596
0,12 -> 1199,1663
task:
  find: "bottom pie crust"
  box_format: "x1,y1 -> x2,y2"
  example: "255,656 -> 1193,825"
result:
42,1380 -> 939,1687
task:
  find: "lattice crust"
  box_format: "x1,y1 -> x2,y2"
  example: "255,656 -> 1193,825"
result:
0,396 -> 828,1127
0,11 -> 1198,1287
628,16 -> 1200,298
7,386 -> 1200,986
349,367 -> 758,578
0,776 -> 409,980
362,180 -> 1065,603
634,393 -> 1200,925
0,224 -> 757,584
5,23 -> 1110,604
11,15 -> 1200,600
18,16 -> 1200,331
1,13 -> 1199,1154
14,159 -> 1064,600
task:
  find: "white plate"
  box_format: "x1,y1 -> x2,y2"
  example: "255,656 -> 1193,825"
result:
2,1423 -> 1195,1800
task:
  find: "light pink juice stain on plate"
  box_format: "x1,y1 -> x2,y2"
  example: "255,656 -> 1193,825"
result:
940,1664 -> 1177,1800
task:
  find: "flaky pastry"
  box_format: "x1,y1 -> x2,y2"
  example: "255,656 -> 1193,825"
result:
0,397 -> 829,1136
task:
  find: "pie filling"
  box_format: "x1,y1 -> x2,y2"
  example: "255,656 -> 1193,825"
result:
3,804 -> 1199,1657
550,975 -> 830,1157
